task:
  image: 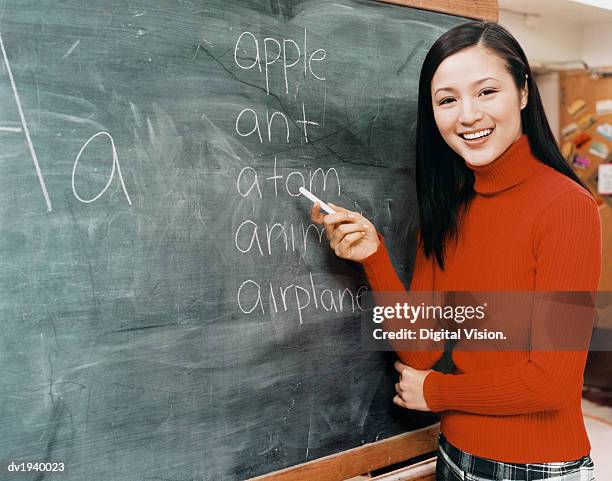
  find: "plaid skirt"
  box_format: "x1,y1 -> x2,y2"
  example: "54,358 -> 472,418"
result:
436,434 -> 595,481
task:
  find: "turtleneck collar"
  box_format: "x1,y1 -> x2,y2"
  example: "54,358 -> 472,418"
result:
466,135 -> 545,195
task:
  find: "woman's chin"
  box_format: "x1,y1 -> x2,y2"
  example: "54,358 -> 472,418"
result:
466,160 -> 492,167
463,151 -> 495,167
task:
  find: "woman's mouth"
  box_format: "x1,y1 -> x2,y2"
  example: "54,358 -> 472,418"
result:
459,128 -> 494,144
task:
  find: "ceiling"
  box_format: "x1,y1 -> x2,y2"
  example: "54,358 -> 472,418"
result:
499,0 -> 612,25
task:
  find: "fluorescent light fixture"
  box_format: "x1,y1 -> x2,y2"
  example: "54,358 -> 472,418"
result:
568,0 -> 612,11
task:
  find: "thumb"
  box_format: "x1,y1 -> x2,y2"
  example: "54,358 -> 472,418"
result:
394,361 -> 410,374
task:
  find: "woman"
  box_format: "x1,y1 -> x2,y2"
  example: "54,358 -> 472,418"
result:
310,22 -> 600,481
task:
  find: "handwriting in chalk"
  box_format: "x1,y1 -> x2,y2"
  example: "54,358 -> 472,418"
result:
237,274 -> 367,324
231,27 -> 368,324
0,33 -> 52,211
235,103 -> 318,143
71,131 -> 132,205
234,28 -> 326,96
234,220 -> 325,256
0,35 -> 132,211
236,157 -> 340,199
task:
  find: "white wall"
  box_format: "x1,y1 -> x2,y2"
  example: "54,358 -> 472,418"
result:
533,72 -> 561,142
499,9 -> 612,68
581,24 -> 612,68
498,10 -> 583,65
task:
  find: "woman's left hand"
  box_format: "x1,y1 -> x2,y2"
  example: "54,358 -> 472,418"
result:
393,361 -> 433,412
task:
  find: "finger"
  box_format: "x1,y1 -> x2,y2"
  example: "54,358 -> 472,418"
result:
325,205 -> 376,231
323,224 -> 337,242
332,233 -> 362,257
323,210 -> 360,227
336,223 -> 369,236
310,203 -> 325,225
393,395 -> 408,409
328,224 -> 343,248
328,223 -> 366,247
394,361 -> 409,375
330,229 -> 367,250
340,231 -> 367,246
329,204 -> 370,227
395,382 -> 402,394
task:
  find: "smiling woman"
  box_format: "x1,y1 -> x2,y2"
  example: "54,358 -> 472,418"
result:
310,21 -> 601,481
431,47 -> 527,167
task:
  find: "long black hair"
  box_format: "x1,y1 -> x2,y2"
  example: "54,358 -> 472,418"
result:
416,21 -> 588,269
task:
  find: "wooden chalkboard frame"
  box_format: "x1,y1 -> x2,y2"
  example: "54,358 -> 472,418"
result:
379,0 -> 498,22
248,1 -> 498,480
251,425 -> 440,481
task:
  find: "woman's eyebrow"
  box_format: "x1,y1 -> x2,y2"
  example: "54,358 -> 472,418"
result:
433,77 -> 500,96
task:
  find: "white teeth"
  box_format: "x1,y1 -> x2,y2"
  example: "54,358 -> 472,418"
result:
461,129 -> 492,140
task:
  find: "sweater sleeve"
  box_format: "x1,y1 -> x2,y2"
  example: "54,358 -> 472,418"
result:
360,233 -> 444,370
423,190 -> 601,414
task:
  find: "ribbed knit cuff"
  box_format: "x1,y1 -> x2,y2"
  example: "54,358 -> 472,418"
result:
423,370 -> 447,413
359,233 -> 388,277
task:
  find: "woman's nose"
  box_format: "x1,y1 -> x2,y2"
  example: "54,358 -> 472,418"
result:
458,99 -> 484,125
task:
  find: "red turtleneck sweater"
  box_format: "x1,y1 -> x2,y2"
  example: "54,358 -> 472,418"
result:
360,135 -> 602,463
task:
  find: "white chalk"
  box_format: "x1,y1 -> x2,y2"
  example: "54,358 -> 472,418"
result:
298,187 -> 336,214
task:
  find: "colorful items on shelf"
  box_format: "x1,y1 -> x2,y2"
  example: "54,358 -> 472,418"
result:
595,99 -> 612,116
578,112 -> 596,131
562,122 -> 578,138
562,141 -> 576,162
589,141 -> 610,160
567,98 -> 587,116
596,122 -> 612,141
572,154 -> 590,169
573,132 -> 591,148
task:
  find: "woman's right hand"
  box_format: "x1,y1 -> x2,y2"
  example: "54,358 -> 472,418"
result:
310,202 -> 380,262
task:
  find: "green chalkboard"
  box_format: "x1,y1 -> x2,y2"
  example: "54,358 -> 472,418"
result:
0,1 -> 464,479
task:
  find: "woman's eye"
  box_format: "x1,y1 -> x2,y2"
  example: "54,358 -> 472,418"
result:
439,97 -> 455,105
479,88 -> 497,96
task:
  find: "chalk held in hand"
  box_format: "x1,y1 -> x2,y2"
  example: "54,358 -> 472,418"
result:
298,187 -> 337,214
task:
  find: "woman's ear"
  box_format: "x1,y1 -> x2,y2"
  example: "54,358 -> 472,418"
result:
520,74 -> 529,110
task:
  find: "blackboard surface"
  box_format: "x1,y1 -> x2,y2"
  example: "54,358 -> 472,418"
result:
0,1 -> 464,479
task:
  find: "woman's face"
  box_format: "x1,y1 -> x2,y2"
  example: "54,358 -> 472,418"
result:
431,46 -> 528,167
